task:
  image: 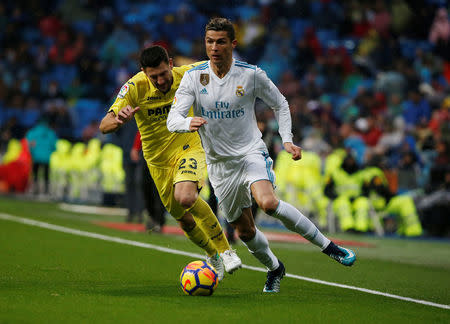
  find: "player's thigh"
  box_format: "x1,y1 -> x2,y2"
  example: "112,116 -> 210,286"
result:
245,151 -> 276,188
208,160 -> 252,223
251,179 -> 278,210
173,148 -> 206,190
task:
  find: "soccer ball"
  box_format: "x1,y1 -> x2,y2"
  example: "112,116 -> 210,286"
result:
180,260 -> 219,296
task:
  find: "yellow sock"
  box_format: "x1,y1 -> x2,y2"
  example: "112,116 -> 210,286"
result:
184,223 -> 217,257
189,197 -> 231,253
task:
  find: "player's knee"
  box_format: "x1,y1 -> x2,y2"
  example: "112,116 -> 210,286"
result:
258,196 -> 279,214
236,225 -> 256,242
175,193 -> 197,210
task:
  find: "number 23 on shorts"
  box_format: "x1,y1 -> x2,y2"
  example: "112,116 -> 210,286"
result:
178,158 -> 198,170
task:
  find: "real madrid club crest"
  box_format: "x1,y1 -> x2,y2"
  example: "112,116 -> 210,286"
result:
236,86 -> 245,97
200,73 -> 209,86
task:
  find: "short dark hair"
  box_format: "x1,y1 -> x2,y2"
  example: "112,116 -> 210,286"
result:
140,45 -> 169,68
205,17 -> 235,41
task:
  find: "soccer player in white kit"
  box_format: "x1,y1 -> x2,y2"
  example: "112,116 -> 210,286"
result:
167,18 -> 356,293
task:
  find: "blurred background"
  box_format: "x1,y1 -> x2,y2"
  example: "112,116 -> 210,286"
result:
0,0 -> 449,238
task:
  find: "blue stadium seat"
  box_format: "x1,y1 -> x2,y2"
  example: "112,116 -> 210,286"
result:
316,29 -> 337,46
399,39 -> 433,60
20,109 -> 40,128
21,27 -> 40,43
290,18 -> 312,42
72,99 -> 105,139
72,21 -> 94,35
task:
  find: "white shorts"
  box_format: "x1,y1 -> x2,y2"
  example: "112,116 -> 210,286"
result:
207,151 -> 275,223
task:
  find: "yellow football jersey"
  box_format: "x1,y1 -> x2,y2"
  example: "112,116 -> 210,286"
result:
109,63 -> 203,167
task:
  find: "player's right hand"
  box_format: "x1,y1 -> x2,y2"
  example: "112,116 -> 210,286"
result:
115,105 -> 140,125
189,117 -> 207,132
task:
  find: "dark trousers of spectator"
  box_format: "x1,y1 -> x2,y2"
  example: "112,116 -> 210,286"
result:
32,162 -> 49,194
142,161 -> 166,231
123,162 -> 144,223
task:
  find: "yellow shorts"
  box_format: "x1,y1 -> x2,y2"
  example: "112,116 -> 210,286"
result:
148,147 -> 206,220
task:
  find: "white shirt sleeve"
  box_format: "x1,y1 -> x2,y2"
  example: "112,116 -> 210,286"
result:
254,68 -> 293,144
167,72 -> 195,133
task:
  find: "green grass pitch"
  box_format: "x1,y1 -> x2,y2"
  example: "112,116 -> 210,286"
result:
0,196 -> 449,323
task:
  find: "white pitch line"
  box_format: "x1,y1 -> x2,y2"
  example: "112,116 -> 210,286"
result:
1,213 -> 449,310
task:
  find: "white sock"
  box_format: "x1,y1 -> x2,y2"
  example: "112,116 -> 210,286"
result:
272,200 -> 330,249
241,228 -> 279,271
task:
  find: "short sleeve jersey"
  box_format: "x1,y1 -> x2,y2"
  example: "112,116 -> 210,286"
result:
109,63 -> 203,167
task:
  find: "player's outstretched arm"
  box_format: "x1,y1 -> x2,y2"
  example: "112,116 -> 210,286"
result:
99,106 -> 140,134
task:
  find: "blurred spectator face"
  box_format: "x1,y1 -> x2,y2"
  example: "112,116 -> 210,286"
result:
142,60 -> 173,93
205,30 -> 236,67
342,154 -> 358,174
390,93 -> 401,105
339,123 -> 352,138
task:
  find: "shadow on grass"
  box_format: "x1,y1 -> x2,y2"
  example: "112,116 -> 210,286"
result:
89,284 -> 268,300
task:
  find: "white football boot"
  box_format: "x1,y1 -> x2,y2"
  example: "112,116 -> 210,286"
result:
220,249 -> 242,274
206,253 -> 224,282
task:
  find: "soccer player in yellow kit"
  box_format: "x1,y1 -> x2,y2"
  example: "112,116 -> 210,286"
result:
99,45 -> 241,280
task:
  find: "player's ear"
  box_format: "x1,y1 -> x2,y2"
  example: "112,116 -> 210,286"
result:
231,39 -> 237,49
169,58 -> 173,69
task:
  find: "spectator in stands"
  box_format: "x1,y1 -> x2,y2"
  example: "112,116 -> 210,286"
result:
429,7 -> 450,61
403,86 -> 432,130
0,117 -> 26,152
25,114 -> 58,195
339,122 -> 367,166
100,22 -> 139,67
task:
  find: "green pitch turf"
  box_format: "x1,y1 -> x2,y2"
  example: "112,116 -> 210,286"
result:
0,196 -> 449,323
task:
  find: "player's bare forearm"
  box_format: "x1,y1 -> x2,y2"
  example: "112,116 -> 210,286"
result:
99,111 -> 121,134
284,142 -> 302,160
99,106 -> 140,134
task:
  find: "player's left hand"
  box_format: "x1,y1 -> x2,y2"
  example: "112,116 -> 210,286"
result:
284,142 -> 302,160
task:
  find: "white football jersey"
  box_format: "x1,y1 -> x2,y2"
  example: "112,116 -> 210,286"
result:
167,59 -> 293,163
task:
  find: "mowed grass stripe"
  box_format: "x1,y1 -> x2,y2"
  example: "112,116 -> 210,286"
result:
1,213 -> 449,311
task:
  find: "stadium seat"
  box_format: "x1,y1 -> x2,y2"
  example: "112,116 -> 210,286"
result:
290,18 -> 312,42
316,29 -> 337,47
72,20 -> 94,35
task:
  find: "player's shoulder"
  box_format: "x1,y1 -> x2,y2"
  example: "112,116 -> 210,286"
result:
234,59 -> 256,71
185,61 -> 209,74
122,71 -> 148,91
172,61 -> 207,75
125,71 -> 151,96
128,71 -> 147,84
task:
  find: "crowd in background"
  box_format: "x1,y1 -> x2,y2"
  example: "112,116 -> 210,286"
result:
0,0 -> 449,237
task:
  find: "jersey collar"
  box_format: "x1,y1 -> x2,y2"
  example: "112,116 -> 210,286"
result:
208,58 -> 235,85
